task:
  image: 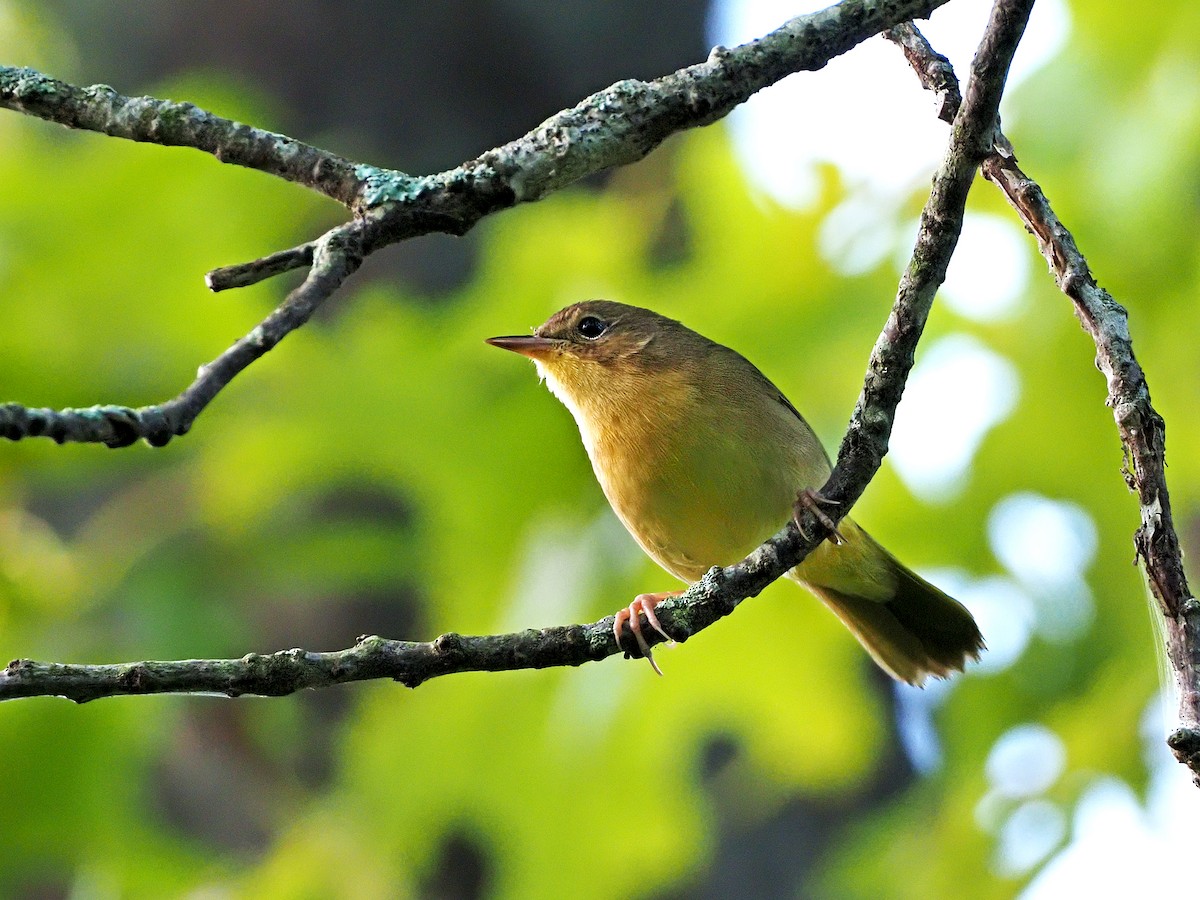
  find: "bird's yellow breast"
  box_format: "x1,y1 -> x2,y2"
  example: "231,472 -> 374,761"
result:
541,351 -> 832,583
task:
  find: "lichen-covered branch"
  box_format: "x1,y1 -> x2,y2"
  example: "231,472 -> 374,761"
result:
0,67 -> 365,206
355,0 -> 957,213
888,21 -> 1200,783
0,0 -> 954,447
0,0 -> 1034,703
2,0 -> 952,216
0,559 -> 782,702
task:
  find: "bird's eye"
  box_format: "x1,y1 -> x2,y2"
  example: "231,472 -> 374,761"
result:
577,316 -> 608,339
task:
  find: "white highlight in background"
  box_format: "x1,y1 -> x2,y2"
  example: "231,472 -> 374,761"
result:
888,334 -> 1019,502
974,724 -> 1070,876
951,573 -> 1036,674
986,724 -> 1067,798
939,212 -> 1031,321
988,493 -> 1098,641
1020,695 -> 1200,896
707,0 -> 1071,208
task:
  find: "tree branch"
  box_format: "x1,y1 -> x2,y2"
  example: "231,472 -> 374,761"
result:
0,0 -> 953,448
887,21 -> 1200,782
3,0 -> 952,214
205,241 -> 316,292
0,226 -> 361,447
0,0 -> 1034,703
0,67 -> 365,205
825,0 -> 1029,510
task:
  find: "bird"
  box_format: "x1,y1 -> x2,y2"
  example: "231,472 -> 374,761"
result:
487,300 -> 984,684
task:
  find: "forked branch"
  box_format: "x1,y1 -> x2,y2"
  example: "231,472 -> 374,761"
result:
888,21 -> 1200,783
0,0 -> 952,448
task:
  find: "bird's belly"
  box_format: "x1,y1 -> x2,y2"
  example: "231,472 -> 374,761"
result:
599,440 -> 806,583
626,496 -> 784,582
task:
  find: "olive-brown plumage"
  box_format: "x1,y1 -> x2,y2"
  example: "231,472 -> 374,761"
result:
488,300 -> 984,683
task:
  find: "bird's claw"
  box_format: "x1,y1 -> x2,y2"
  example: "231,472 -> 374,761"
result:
613,591 -> 681,675
793,487 -> 845,545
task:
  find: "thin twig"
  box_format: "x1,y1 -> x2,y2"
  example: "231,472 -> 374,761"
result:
0,225 -> 361,447
0,0 -> 1035,703
0,67 -> 364,206
887,21 -> 1200,782
206,242 -> 317,292
886,22 -> 961,122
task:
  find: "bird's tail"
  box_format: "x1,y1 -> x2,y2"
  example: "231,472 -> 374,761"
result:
797,529 -> 984,685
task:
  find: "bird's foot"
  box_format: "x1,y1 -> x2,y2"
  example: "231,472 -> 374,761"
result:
613,590 -> 683,676
793,487 -> 845,546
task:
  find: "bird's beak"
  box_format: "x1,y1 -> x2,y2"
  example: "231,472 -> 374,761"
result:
485,335 -> 557,359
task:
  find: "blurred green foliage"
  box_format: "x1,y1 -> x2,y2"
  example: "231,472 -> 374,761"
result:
1,2 -> 1198,898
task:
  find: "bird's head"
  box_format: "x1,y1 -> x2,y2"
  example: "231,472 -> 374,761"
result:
487,300 -> 692,420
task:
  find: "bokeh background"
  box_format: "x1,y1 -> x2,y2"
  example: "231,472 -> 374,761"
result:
2,1 -> 1198,897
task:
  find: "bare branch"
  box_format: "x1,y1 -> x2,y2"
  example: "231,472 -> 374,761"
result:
0,224 -> 361,447
886,21 -> 961,121
0,67 -> 364,205
1,630 -> 615,703
888,21 -> 1200,782
2,0 -> 954,214
0,0 -> 1035,702
206,242 -> 316,292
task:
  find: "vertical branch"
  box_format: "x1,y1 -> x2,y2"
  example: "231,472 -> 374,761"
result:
981,152 -> 1200,771
825,0 -> 1033,507
888,21 -> 1200,782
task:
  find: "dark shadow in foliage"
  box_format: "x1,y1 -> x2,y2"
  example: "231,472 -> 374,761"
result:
661,669 -> 917,899
420,826 -> 493,900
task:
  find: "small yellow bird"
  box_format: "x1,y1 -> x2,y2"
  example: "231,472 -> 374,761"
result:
488,300 -> 983,684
